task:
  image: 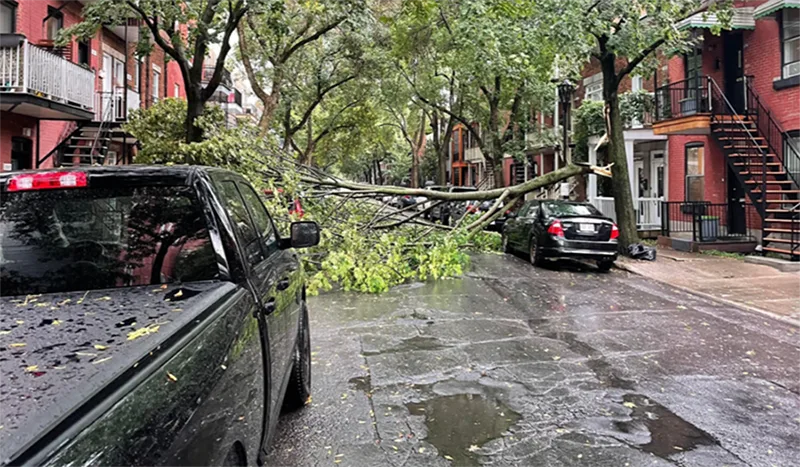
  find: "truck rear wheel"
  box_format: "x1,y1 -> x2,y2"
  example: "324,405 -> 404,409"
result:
282,303 -> 311,412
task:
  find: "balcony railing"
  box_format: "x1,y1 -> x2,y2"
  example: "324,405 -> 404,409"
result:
660,201 -> 757,242
654,77 -> 710,121
0,36 -> 94,110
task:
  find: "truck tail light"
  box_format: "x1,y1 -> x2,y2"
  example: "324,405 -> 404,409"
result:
610,223 -> 620,240
7,172 -> 87,192
547,220 -> 565,237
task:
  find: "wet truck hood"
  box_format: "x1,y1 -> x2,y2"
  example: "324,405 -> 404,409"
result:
0,281 -> 237,464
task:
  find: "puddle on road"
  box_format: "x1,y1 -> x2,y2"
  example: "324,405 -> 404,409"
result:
406,393 -> 520,466
617,394 -> 718,459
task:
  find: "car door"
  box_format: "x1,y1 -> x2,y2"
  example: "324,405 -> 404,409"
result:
214,179 -> 286,429
236,181 -> 302,423
508,202 -> 532,248
525,205 -> 545,253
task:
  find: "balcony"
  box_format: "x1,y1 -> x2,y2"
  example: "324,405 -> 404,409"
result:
202,66 -> 234,97
652,77 -> 712,135
94,88 -> 141,122
0,35 -> 95,120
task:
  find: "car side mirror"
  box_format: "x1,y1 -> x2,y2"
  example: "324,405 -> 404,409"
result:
506,212 -> 517,219
288,221 -> 320,249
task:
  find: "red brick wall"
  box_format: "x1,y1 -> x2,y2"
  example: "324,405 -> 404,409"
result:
744,15 -> 800,131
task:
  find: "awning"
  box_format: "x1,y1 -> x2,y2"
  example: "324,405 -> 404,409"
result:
677,7 -> 755,30
754,0 -> 800,18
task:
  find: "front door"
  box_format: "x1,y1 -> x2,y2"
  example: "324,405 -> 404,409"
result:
650,152 -> 665,226
723,32 -> 745,114
727,165 -> 747,234
10,137 -> 32,170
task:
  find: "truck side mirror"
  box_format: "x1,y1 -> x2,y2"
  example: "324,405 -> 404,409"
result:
289,221 -> 320,249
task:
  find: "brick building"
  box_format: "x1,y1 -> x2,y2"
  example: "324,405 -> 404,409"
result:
0,0 -> 185,171
653,0 -> 800,257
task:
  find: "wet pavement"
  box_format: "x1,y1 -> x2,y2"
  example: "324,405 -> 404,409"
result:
267,254 -> 800,466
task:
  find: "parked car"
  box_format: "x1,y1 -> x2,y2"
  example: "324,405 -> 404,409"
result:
502,199 -> 618,271
398,194 -> 427,209
430,186 -> 477,224
456,200 -> 513,232
421,185 -> 447,219
0,166 -> 320,466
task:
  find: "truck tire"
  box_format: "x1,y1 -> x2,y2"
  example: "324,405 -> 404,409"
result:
282,303 -> 311,412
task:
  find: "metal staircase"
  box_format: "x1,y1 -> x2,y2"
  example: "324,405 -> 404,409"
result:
38,103 -> 115,168
707,77 -> 800,260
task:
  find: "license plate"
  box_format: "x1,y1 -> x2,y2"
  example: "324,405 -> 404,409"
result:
579,223 -> 595,232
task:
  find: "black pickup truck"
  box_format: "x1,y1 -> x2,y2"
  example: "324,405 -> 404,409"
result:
0,166 -> 319,466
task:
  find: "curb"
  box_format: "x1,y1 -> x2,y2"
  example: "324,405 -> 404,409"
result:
614,261 -> 800,328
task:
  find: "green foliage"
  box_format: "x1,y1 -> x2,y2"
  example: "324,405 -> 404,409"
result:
619,90 -> 655,128
126,101 -> 501,295
572,100 -> 605,163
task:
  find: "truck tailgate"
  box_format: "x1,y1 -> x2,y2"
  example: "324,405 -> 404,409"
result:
0,281 -> 237,464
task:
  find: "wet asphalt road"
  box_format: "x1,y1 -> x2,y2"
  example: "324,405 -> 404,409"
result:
266,254 -> 800,467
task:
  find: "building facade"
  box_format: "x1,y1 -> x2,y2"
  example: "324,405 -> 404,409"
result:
0,1 -> 249,172
653,0 -> 799,257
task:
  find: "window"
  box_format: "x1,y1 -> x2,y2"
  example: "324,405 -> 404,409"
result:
685,144 -> 705,202
133,60 -> 141,91
783,9 -> 800,79
218,181 -> 263,266
152,68 -> 160,101
238,183 -> 278,255
77,40 -> 90,66
174,83 -> 180,98
631,75 -> 643,92
44,6 -> 63,41
0,186 -> 217,296
0,1 -> 16,34
684,47 -> 703,91
583,73 -> 603,101
114,59 -> 124,88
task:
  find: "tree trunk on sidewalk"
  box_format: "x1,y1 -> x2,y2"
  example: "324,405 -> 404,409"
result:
601,53 -> 639,250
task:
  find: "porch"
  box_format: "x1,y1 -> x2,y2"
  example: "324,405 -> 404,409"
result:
658,201 -> 761,253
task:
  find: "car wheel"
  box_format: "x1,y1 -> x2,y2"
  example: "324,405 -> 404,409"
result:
282,303 -> 311,412
597,260 -> 614,272
529,236 -> 544,267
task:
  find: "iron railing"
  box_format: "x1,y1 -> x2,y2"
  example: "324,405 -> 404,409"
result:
790,202 -> 800,260
661,201 -> 757,242
654,76 -> 710,121
0,36 -> 94,110
742,76 -> 800,187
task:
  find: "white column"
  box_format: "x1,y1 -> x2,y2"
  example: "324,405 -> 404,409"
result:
625,139 -> 635,200
588,143 -> 597,200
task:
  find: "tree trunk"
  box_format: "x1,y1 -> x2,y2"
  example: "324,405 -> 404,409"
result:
601,56 -> 638,250
258,92 -> 280,137
185,89 -> 205,146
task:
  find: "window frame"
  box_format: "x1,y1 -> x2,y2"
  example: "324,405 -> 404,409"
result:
684,143 -> 705,202
44,6 -> 63,41
583,72 -> 603,102
217,180 -> 265,268
236,182 -> 280,258
1,0 -> 17,34
133,59 -> 141,92
77,39 -> 90,66
781,9 -> 800,79
152,68 -> 161,101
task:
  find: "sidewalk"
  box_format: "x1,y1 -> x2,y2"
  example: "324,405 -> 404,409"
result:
617,247 -> 800,325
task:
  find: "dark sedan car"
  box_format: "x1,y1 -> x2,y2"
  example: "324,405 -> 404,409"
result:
502,200 -> 619,271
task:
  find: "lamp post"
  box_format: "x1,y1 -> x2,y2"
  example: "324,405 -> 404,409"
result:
557,79 -> 575,167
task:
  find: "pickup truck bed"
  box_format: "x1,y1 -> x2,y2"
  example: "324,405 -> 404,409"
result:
0,281 -> 236,463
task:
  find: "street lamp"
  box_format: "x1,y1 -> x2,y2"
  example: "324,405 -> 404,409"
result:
557,80 -> 575,166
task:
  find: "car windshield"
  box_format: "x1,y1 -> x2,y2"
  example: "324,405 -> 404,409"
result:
0,185 -> 218,296
543,202 -> 602,217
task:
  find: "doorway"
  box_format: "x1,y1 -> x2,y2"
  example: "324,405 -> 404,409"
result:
11,137 -> 33,170
727,165 -> 747,235
723,32 -> 745,114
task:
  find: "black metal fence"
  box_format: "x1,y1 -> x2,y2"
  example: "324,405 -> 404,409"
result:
660,201 -> 757,242
655,76 -> 710,121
